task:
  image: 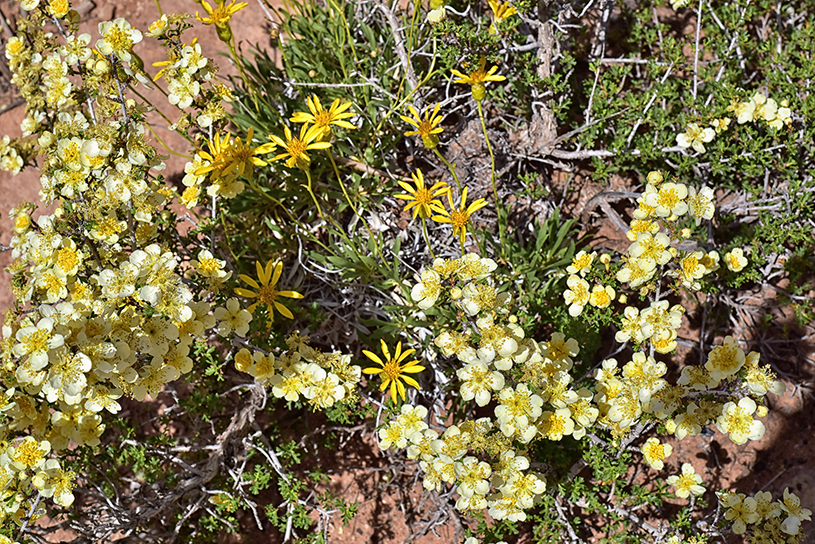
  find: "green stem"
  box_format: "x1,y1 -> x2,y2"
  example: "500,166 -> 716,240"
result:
476,100 -> 497,202
326,150 -> 389,272
302,168 -> 324,219
144,124 -> 193,159
421,217 -> 435,260
228,37 -> 258,111
476,99 -> 505,253
327,150 -> 359,218
153,0 -> 163,16
432,148 -> 461,193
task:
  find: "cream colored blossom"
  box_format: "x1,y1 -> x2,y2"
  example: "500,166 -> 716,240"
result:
676,123 -> 715,153
724,248 -> 748,272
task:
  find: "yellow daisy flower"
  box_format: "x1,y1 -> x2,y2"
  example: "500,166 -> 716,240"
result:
269,124 -> 331,170
234,261 -> 304,324
394,170 -> 449,220
451,57 -> 506,101
195,132 -> 233,179
431,186 -> 488,244
196,0 -> 248,42
400,103 -> 444,150
290,96 -> 356,142
196,0 -> 247,25
221,127 -> 277,181
488,0 -> 517,34
362,340 -> 425,403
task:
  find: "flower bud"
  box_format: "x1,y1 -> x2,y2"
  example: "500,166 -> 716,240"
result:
450,287 -> 462,300
647,171 -> 663,185
756,405 -> 768,418
215,22 -> 233,44
421,134 -> 439,150
680,228 -> 692,239
93,58 -> 111,75
130,52 -> 145,72
471,83 -> 486,102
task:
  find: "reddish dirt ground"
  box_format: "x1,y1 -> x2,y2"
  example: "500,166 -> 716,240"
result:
0,1 -> 813,543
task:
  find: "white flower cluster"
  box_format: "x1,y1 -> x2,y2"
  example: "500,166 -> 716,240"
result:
386,255 -> 602,520
0,6 -> 255,525
720,488 -> 811,539
235,333 -> 362,409
149,15 -> 232,129
728,90 -> 793,129
676,90 -> 793,154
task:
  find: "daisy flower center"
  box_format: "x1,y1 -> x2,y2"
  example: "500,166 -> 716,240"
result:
450,210 -> 469,229
314,111 -> 332,127
258,285 -> 279,305
285,138 -> 307,159
381,360 -> 403,381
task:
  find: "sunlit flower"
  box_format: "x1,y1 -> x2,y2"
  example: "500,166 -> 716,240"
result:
195,132 -> 233,179
676,123 -> 715,153
362,339 -> 425,402
724,247 -> 748,272
196,0 -> 248,41
96,18 -> 143,63
221,127 -> 276,181
269,124 -> 330,169
563,275 -> 590,317
716,397 -> 765,445
234,261 -> 304,325
290,95 -> 356,141
667,463 -> 705,498
395,170 -> 449,220
640,437 -> 672,470
400,103 -> 444,150
431,187 -> 488,244
451,57 -> 506,101
488,0 -> 517,34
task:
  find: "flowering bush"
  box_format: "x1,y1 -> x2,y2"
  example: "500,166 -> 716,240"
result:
0,0 -> 813,542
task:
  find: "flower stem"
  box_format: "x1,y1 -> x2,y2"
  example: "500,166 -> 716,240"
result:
476,100 -> 506,253
421,217 -> 436,260
325,150 -> 390,271
302,168 -> 324,219
228,37 -> 258,111
153,0 -> 163,16
476,100 -> 497,202
326,150 -> 359,218
432,148 -> 461,193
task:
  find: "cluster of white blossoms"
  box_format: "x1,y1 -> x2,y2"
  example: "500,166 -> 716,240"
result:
719,488 -> 811,541
676,89 -> 793,154
728,90 -> 793,129
0,1 -> 286,527
234,333 -> 362,410
557,170 -> 789,487
402,249 -> 789,521
384,255 -> 604,520
675,88 -> 792,153
149,15 -> 232,130
0,135 -> 24,174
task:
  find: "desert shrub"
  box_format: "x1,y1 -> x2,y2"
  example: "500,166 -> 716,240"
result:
0,0 -> 812,542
